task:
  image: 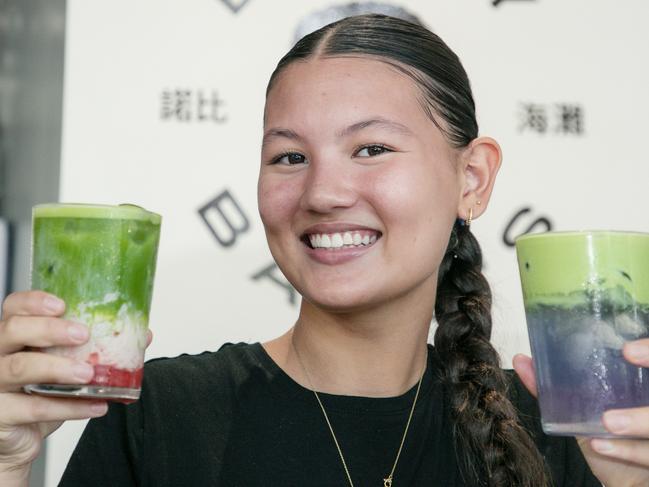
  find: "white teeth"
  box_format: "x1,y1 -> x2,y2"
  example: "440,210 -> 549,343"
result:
307,231 -> 380,249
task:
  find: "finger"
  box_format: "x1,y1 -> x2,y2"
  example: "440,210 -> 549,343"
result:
591,437 -> 649,468
0,316 -> 89,355
512,354 -> 538,398
0,352 -> 94,392
1,291 -> 65,320
0,393 -> 107,426
623,339 -> 649,367
145,329 -> 153,348
601,407 -> 649,437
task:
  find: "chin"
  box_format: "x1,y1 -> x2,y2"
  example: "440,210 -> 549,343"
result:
299,285 -> 388,314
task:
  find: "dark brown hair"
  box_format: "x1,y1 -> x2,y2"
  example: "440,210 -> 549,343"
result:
267,13 -> 549,487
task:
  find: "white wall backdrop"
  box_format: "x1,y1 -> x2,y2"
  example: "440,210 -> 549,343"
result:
46,0 -> 649,484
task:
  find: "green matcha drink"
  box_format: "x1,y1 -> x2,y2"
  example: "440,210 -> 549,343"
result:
26,203 -> 161,402
516,231 -> 649,437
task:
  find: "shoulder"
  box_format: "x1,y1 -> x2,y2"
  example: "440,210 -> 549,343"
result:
141,342 -> 262,402
144,341 -> 259,372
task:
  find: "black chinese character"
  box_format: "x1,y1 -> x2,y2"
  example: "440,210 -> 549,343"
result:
518,103 -> 548,134
555,103 -> 584,135
161,89 -> 192,121
197,90 -> 227,123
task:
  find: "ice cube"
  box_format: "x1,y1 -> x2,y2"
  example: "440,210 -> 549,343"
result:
615,313 -> 646,339
564,319 -> 625,366
591,319 -> 625,350
564,331 -> 595,364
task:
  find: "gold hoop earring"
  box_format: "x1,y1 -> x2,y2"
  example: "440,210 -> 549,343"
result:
467,207 -> 473,227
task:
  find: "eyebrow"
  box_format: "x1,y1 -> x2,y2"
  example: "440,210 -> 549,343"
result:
337,117 -> 414,138
262,128 -> 302,148
262,117 -> 414,148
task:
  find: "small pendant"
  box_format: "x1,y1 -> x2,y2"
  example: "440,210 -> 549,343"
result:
383,477 -> 392,487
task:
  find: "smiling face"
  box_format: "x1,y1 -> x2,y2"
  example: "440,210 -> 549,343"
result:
258,56 -> 466,312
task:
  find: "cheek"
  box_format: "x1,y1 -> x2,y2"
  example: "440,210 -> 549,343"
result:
258,174 -> 301,233
366,159 -> 459,275
368,161 -> 459,229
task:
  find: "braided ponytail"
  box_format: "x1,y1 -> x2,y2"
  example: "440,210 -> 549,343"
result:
435,222 -> 549,486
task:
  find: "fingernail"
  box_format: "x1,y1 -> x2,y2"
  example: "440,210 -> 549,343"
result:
604,411 -> 630,433
89,401 -> 108,416
625,342 -> 649,361
67,324 -> 89,343
591,439 -> 615,453
72,362 -> 94,382
44,296 -> 65,313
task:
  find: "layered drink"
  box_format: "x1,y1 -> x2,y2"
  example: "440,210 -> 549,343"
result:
516,231 -> 649,437
26,203 -> 161,402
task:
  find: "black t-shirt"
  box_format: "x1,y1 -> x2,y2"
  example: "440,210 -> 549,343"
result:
59,342 -> 600,486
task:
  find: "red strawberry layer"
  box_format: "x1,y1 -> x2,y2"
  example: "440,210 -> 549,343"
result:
90,364 -> 143,390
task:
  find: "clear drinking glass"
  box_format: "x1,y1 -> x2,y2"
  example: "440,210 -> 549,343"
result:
25,203 -> 161,403
516,231 -> 649,437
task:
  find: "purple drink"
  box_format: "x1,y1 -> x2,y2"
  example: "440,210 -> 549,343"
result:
516,231 -> 649,437
527,305 -> 649,436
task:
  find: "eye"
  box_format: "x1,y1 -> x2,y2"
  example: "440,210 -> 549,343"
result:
355,144 -> 391,158
271,152 -> 308,165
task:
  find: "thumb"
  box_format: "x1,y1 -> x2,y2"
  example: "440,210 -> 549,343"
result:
512,353 -> 538,398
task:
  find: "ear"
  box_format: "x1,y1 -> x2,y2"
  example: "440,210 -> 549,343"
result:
457,136 -> 502,221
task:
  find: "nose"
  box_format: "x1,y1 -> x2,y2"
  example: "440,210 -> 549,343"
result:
299,157 -> 358,213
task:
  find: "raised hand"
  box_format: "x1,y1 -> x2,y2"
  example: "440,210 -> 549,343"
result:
0,291 -> 113,484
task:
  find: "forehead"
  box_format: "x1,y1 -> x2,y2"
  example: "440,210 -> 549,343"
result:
264,56 -> 433,130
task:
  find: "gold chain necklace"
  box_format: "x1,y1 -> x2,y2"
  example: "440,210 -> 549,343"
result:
292,340 -> 425,487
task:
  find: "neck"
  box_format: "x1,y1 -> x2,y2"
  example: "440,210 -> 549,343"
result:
265,283 -> 435,398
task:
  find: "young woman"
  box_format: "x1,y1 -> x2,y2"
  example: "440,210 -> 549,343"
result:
2,14 -> 649,486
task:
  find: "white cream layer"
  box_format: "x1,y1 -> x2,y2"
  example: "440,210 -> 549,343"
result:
47,302 -> 147,370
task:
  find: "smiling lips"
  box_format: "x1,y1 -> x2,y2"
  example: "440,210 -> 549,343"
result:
308,230 -> 379,249
304,230 -> 381,250
300,226 -> 382,264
